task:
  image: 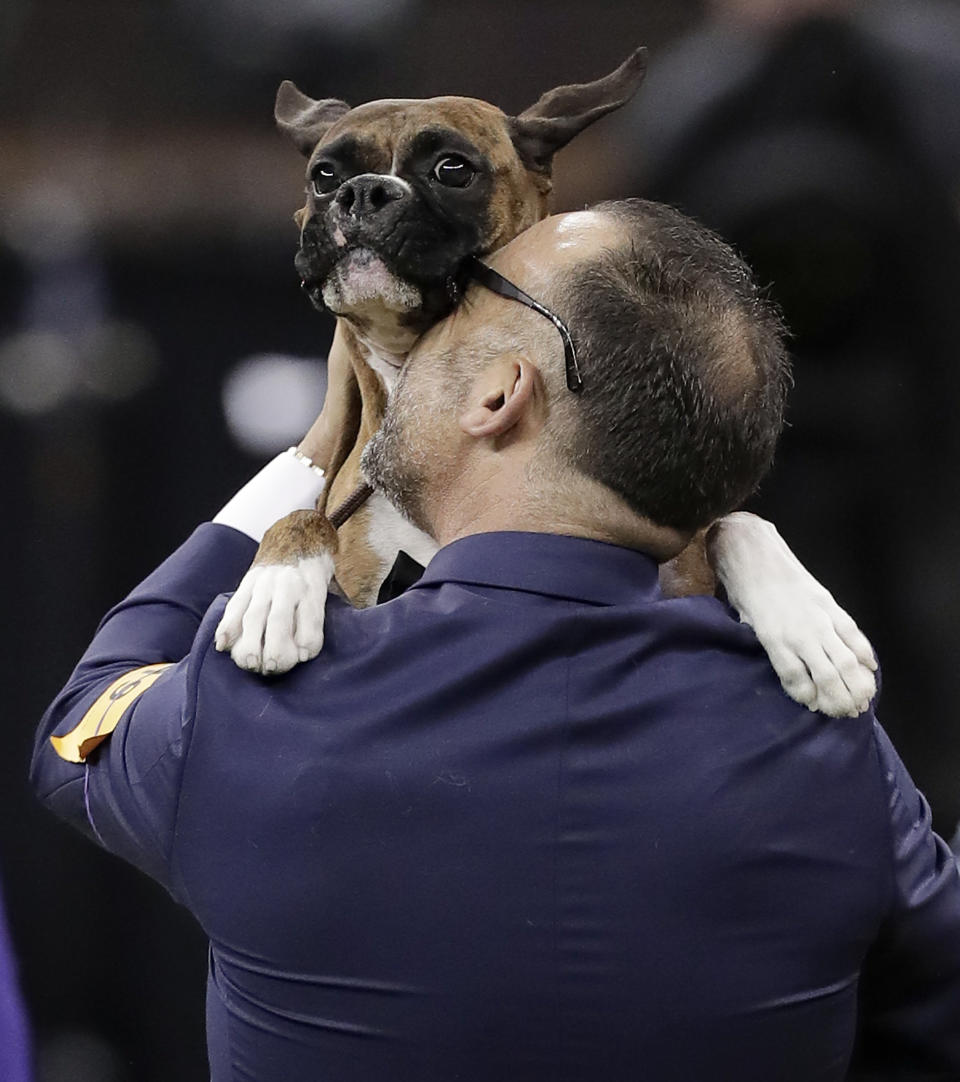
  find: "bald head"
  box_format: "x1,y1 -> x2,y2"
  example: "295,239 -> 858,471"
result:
544,199 -> 790,531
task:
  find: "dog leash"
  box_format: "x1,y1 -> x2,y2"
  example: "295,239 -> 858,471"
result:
327,482 -> 425,603
328,482 -> 374,528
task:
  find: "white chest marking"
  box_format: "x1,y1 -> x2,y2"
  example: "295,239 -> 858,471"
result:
365,490 -> 439,573
363,345 -> 402,392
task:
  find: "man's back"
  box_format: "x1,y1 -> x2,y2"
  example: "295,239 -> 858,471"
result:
142,529 -> 956,1080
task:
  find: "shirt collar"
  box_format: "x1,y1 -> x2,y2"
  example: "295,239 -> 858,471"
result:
412,531 -> 663,606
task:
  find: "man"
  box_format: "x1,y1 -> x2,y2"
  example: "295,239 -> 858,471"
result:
32,200 -> 960,1080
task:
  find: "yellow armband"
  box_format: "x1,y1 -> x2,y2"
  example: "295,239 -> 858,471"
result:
50,663 -> 173,763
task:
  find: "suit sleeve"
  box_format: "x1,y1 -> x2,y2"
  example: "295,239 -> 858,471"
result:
850,722 -> 960,1076
30,523 -> 257,896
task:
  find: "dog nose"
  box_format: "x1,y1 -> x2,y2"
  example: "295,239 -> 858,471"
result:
335,174 -> 406,218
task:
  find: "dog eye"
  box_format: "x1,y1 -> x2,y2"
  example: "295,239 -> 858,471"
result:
311,164 -> 338,197
432,155 -> 475,188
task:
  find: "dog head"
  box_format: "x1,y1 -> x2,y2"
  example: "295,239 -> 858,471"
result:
276,49 -> 647,357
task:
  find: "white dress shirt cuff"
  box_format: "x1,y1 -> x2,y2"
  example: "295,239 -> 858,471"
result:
212,450 -> 326,542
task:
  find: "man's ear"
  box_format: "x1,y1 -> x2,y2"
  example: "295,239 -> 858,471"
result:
459,355 -> 539,440
275,81 -> 351,157
508,47 -> 647,174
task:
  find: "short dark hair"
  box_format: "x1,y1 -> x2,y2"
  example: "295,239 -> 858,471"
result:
555,199 -> 791,531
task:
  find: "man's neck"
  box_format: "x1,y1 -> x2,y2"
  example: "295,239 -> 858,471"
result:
431,463 -> 691,562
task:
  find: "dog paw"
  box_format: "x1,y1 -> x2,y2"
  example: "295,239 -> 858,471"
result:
215,553 -> 335,674
747,589 -> 878,718
712,513 -> 878,718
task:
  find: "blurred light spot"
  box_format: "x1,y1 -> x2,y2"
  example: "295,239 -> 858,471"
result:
177,0 -> 416,68
80,320 -> 160,402
0,331 -> 80,414
223,353 -> 327,455
276,0 -> 413,35
37,1027 -> 130,1082
208,0 -> 414,35
3,183 -> 93,265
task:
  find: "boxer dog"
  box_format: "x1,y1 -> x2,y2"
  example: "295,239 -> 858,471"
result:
214,49 -> 877,718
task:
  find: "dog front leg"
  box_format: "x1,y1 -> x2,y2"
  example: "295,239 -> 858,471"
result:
707,512 -> 878,718
214,327 -> 362,674
215,510 -> 338,674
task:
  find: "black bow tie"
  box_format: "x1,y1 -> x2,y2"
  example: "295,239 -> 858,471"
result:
377,550 -> 426,604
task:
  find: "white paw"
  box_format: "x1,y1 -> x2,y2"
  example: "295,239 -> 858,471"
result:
713,513 -> 877,718
215,553 -> 335,675
748,588 -> 878,718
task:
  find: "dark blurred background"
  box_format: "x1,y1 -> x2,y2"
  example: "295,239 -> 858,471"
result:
2,0 -> 960,1078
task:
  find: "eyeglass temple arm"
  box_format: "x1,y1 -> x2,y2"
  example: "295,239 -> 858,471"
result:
464,256 -> 583,392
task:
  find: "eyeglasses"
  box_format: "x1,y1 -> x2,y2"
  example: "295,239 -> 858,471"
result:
464,255 -> 583,393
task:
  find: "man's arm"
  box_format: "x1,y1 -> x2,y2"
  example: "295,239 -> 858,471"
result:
30,451 -> 327,888
849,723 -> 960,1076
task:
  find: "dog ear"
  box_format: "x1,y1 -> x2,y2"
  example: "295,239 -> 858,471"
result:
509,47 -> 647,173
275,80 -> 351,157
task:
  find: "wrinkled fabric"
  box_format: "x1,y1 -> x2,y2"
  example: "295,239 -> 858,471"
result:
32,525 -> 960,1081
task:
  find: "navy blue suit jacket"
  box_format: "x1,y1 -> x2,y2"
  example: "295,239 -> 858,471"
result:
31,525 -> 960,1080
